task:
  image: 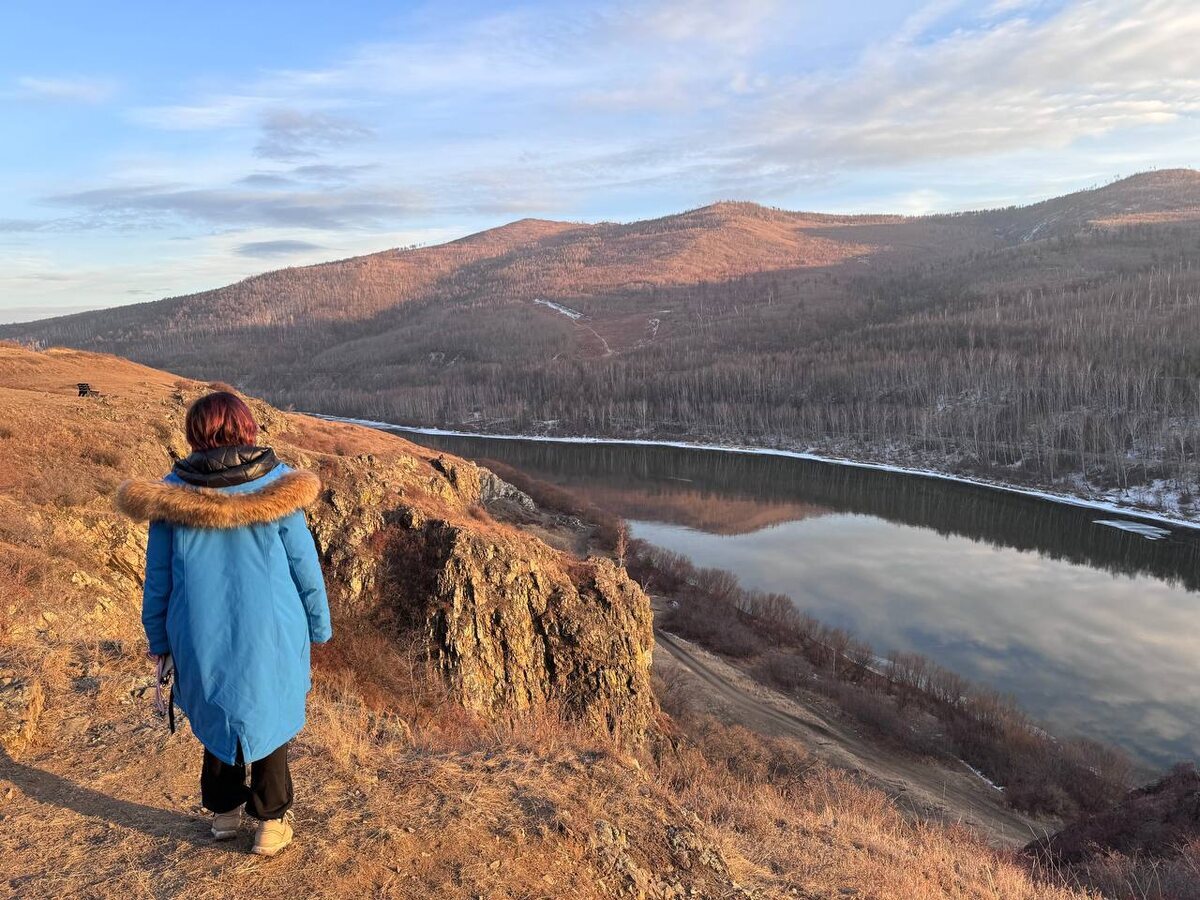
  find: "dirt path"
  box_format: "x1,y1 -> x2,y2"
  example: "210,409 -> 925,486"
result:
654,628 -> 1050,849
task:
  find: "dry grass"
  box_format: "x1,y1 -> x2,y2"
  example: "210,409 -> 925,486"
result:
1,642 -> 1094,900
1,635 -> 726,900
650,673 -> 1093,900
1037,844 -> 1200,900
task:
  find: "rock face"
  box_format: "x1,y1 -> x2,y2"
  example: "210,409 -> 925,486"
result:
304,449 -> 656,742
476,467 -> 537,512
423,525 -> 654,739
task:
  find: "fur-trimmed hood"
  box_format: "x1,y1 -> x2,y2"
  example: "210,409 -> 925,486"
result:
116,469 -> 321,529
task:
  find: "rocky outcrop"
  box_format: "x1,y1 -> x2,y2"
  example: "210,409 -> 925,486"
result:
476,467 -> 537,513
300,449 -> 656,742
0,673 -> 43,754
423,525 -> 654,739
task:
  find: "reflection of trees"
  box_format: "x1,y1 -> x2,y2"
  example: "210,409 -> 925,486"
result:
543,483 -> 831,534
406,431 -> 1200,593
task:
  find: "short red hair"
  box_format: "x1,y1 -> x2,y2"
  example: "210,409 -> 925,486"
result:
185,392 -> 259,450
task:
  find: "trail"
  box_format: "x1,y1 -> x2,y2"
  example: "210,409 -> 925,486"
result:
654,628 -> 1049,849
585,324 -> 612,356
530,298 -> 613,356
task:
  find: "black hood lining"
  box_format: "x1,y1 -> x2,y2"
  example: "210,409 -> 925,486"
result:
173,445 -> 280,488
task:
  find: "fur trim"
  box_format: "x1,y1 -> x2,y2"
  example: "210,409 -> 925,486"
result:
116,470 -> 322,529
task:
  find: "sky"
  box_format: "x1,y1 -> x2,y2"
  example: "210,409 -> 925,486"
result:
1,0 -> 1198,321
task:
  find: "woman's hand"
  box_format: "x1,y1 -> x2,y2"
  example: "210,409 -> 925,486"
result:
146,650 -> 164,663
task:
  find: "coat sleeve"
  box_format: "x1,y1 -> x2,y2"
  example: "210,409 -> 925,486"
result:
142,520 -> 173,656
279,510 -> 332,643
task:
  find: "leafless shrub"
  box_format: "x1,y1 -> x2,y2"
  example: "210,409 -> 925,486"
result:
83,447 -> 126,469
752,648 -> 812,692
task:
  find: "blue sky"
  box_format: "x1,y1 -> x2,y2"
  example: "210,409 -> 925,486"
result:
1,0 -> 1197,320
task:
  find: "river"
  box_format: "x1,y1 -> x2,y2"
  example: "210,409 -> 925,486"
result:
374,425 -> 1200,769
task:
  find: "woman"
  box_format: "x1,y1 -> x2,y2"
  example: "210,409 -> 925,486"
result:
117,391 -> 331,856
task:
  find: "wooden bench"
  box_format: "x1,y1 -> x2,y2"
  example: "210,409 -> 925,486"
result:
77,382 -> 101,398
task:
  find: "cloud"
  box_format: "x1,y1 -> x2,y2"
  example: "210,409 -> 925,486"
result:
0,218 -> 51,233
624,0 -> 781,51
236,173 -> 297,189
128,94 -> 264,130
48,183 -> 421,230
234,164 -> 375,190
290,163 -> 377,182
126,1 -> 772,131
14,75 -> 116,104
9,0 -> 1200,319
234,239 -> 324,257
734,0 -> 1200,174
253,109 -> 374,160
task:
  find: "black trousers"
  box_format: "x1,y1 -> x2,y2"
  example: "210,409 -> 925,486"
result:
200,742 -> 292,820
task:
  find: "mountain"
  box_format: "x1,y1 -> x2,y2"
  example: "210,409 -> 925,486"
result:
0,344 -> 1093,898
980,169 -> 1200,241
6,169 -> 1200,514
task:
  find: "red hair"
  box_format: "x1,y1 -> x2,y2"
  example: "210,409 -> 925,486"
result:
185,392 -> 259,450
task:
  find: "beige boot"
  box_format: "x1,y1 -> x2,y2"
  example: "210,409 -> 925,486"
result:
211,804 -> 243,840
252,813 -> 294,857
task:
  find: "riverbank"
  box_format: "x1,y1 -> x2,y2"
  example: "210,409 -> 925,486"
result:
313,414 -> 1200,532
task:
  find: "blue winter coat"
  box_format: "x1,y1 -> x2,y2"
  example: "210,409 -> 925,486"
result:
117,462 -> 331,765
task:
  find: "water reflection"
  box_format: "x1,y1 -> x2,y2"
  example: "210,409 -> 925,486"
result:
393,429 -> 1200,768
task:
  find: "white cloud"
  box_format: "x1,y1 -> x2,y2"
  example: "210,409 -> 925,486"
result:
253,109 -> 374,160
14,75 -> 116,104
48,182 -> 424,230
726,0 -> 1200,177
132,1 -> 1199,190
623,0 -> 781,50
129,94 -> 265,130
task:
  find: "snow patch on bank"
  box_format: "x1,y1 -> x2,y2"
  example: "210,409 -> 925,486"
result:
533,298 -> 584,320
960,760 -> 1005,793
312,415 -> 1200,533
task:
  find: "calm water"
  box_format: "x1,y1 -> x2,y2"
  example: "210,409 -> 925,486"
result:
390,428 -> 1200,768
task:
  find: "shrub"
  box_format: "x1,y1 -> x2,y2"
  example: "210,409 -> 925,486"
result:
752,648 -> 812,692
83,447 -> 126,469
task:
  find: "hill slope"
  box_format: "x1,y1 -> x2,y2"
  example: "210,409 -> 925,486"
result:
0,345 -> 1092,899
980,169 -> 1200,240
6,170 -> 1200,516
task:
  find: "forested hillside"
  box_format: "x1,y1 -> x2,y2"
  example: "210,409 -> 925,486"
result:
8,169 -> 1200,509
